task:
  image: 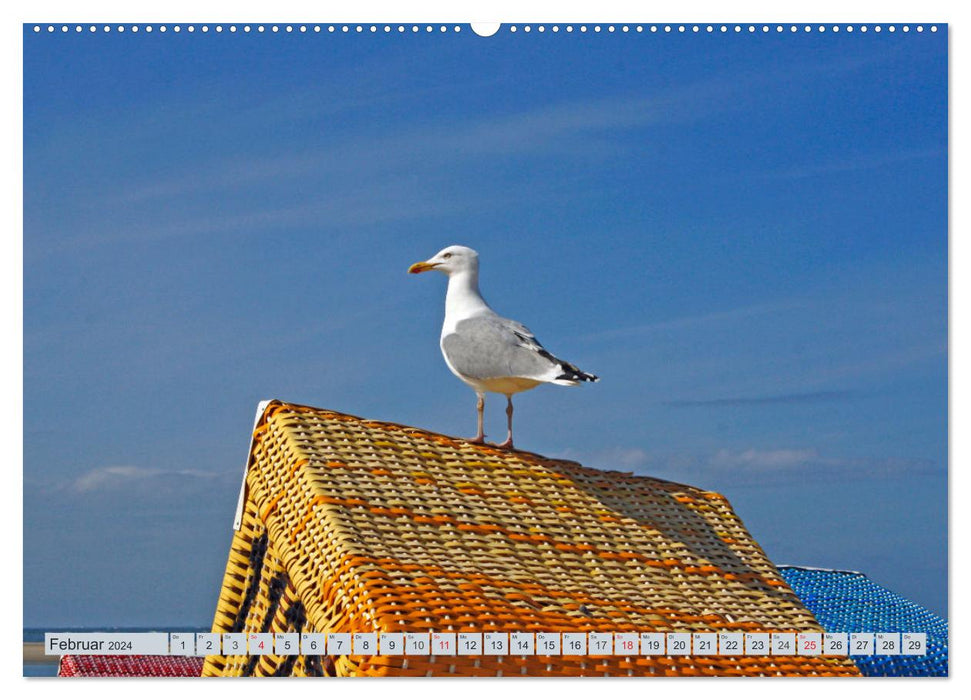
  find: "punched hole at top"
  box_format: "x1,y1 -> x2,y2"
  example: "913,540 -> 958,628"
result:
471,23 -> 501,37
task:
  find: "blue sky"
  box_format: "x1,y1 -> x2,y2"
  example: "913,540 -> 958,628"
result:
23,25 -> 947,626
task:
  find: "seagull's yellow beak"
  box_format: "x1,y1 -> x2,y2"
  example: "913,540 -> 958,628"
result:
408,260 -> 439,274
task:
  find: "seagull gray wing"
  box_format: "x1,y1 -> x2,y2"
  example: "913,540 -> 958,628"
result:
441,315 -> 561,381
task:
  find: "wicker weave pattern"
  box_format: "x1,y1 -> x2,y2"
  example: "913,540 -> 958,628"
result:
58,655 -> 204,677
781,566 -> 948,677
203,401 -> 859,676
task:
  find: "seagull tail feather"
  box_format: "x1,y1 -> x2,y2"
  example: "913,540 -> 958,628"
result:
553,361 -> 599,385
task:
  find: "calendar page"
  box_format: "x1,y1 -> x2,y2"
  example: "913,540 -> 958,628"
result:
21,6 -> 948,681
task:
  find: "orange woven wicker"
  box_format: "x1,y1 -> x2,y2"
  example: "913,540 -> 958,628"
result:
203,401 -> 859,677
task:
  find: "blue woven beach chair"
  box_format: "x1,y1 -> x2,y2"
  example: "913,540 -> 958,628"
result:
779,566 -> 947,677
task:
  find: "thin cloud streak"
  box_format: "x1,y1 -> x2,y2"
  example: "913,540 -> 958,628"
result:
664,389 -> 857,408
764,148 -> 943,181
101,79 -> 751,209
30,185 -> 479,259
580,300 -> 810,342
554,445 -> 939,487
67,465 -> 230,494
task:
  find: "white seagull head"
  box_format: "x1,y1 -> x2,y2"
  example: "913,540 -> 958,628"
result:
408,245 -> 479,277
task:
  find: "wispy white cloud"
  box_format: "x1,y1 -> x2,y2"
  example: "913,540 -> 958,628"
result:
664,390 -> 856,408
578,262 -> 944,400
580,300 -> 810,342
113,152 -> 322,206
556,445 -> 938,486
581,446 -> 652,469
69,465 -> 227,494
97,75 -> 749,210
30,180 -> 483,259
709,447 -> 821,471
810,343 -> 947,384
763,148 -> 943,181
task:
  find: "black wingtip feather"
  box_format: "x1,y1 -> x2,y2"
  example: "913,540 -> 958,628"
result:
556,362 -> 599,383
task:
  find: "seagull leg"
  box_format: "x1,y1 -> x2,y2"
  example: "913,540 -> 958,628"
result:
469,393 -> 486,444
497,395 -> 515,449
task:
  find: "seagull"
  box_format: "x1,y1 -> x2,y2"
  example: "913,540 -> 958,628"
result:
408,245 -> 598,449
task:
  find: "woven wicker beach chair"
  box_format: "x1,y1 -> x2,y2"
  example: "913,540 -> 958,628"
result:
203,400 -> 859,677
58,655 -> 204,677
780,566 -> 947,676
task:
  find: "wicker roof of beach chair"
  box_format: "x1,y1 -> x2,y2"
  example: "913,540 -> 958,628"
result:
202,400 -> 859,677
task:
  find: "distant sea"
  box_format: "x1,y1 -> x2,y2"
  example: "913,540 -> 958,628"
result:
23,627 -> 209,678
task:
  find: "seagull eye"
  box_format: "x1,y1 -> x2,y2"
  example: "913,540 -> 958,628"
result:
443,253 -> 452,259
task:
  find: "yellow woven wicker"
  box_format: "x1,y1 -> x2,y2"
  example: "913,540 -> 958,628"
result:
203,401 -> 859,677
